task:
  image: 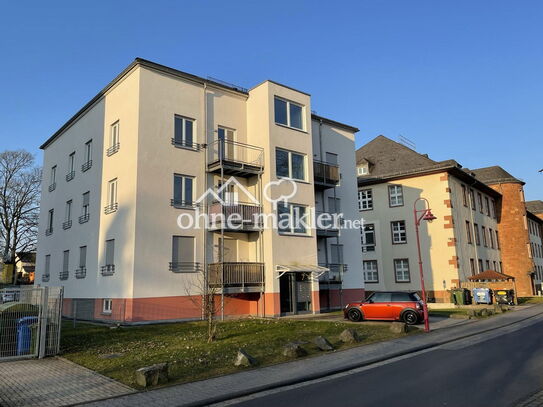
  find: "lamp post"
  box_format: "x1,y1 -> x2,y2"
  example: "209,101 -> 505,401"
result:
413,197 -> 437,333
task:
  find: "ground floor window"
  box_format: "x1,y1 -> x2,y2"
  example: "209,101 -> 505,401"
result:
102,299 -> 112,314
363,260 -> 378,283
394,258 -> 410,282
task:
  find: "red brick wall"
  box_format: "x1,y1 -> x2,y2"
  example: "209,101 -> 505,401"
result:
489,183 -> 535,296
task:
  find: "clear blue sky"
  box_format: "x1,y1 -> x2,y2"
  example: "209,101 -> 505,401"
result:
0,1 -> 541,199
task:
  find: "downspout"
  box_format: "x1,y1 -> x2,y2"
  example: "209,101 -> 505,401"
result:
202,82 -> 208,321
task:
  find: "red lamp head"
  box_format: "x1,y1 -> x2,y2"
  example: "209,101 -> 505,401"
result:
422,210 -> 437,222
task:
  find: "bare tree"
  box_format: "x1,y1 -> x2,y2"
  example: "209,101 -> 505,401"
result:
0,150 -> 41,283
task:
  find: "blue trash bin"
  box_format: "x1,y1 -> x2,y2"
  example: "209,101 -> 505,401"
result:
472,288 -> 492,304
16,316 -> 39,356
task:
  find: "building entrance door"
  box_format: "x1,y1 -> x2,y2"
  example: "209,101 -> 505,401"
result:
280,272 -> 312,315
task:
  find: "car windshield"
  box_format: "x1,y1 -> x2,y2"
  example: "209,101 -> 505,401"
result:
410,293 -> 422,301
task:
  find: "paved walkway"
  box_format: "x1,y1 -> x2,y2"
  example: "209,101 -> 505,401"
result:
0,357 -> 135,407
80,305 -> 543,407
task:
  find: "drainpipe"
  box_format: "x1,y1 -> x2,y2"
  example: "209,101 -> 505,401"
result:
202,82 -> 208,322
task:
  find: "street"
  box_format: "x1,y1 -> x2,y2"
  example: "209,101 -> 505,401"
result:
224,318 -> 543,407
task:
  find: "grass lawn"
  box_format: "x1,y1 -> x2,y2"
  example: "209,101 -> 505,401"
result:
518,297 -> 543,305
61,318 -> 411,388
428,308 -> 471,318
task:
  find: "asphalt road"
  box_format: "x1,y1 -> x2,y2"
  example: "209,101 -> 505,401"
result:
229,319 -> 543,407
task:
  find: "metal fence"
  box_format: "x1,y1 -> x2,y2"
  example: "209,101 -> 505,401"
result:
0,286 -> 63,360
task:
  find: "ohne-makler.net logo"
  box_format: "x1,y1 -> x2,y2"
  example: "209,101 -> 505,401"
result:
176,176 -> 366,231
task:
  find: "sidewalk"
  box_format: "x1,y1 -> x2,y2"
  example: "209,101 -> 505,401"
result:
81,305 -> 543,407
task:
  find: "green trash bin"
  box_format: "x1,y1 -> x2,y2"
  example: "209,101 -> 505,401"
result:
451,288 -> 469,305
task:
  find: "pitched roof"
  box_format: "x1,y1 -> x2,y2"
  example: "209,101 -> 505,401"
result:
526,200 -> 543,214
355,136 -> 501,198
469,166 -> 524,185
468,270 -> 515,281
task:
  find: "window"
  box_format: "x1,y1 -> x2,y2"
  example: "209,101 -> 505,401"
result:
172,174 -> 194,208
478,193 -> 483,213
63,200 -> 72,229
60,250 -> 69,280
275,148 -> 306,181
369,292 -> 392,302
103,239 -> 115,275
102,299 -> 112,314
394,259 -> 411,282
470,259 -> 476,276
391,221 -> 407,244
358,189 -> 373,211
461,184 -> 467,206
485,260 -> 491,270
489,228 -> 495,249
107,121 -> 120,156
44,255 -> 51,279
171,236 -> 196,272
466,221 -> 473,244
274,97 -> 304,130
485,197 -> 490,216
493,261 -> 498,272
357,166 -> 368,176
80,192 -> 90,223
66,152 -> 75,181
278,202 -> 309,235
478,259 -> 484,273
173,115 -> 195,149
470,189 -> 476,210
105,179 -> 118,214
49,166 -> 57,191
474,223 -> 480,245
499,261 -> 503,273
46,209 -> 54,235
82,140 -> 93,171
363,260 -> 378,283
77,246 -> 87,278
482,226 -> 488,247
388,185 -> 404,207
491,200 -> 497,219
361,224 -> 375,252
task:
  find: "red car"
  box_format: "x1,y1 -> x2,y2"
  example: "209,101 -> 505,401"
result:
344,291 -> 424,325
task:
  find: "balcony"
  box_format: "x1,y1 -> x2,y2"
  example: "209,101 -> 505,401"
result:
59,271 -> 69,280
106,143 -> 120,157
66,171 -> 75,182
208,262 -> 264,293
313,160 -> 340,189
207,202 -> 263,232
62,220 -> 72,230
101,265 -> 115,276
81,160 -> 93,172
75,267 -> 87,279
318,263 -> 348,284
79,214 -> 90,224
207,139 -> 264,177
104,203 -> 118,214
315,211 -> 340,238
169,262 -> 202,273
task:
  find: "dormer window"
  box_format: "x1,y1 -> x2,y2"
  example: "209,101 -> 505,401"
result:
357,165 -> 368,176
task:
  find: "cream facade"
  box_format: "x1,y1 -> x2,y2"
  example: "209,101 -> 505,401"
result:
35,59 -> 364,322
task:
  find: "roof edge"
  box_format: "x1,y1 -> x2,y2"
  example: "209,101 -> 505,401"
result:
311,114 -> 359,133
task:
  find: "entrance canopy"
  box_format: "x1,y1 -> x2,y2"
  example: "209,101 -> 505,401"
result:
276,264 -> 329,279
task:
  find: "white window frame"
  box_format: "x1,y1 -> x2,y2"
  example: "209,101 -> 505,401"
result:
85,140 -> 93,162
363,260 -> 379,283
65,200 -> 72,222
277,202 -> 310,235
394,259 -> 411,282
173,174 -> 195,207
50,166 -> 56,185
361,223 -> 376,252
391,220 -> 407,244
108,178 -> 118,207
358,189 -> 373,211
110,121 -> 120,148
82,192 -> 90,216
276,148 -> 307,181
357,166 -> 368,176
102,299 -> 112,314
274,96 -> 305,130
388,185 -> 404,207
174,115 -> 196,148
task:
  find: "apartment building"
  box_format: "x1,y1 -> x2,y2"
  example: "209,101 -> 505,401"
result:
356,136 -> 502,303
35,58 -> 364,322
470,167 -> 539,296
526,201 -> 543,292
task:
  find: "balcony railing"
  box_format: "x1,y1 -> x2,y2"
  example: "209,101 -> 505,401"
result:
208,262 -> 264,291
207,139 -> 264,176
171,138 -> 201,151
45,227 -> 53,236
42,274 -> 50,282
170,199 -> 198,209
75,267 -> 87,279
106,143 -> 120,156
48,183 -> 56,192
313,160 -> 340,188
101,265 -> 115,276
62,220 -> 72,230
104,203 -> 118,214
66,171 -> 75,182
59,271 -> 69,280
318,263 -> 348,283
169,262 -> 202,273
315,211 -> 341,237
208,202 -> 263,231
79,214 -> 90,224
82,160 -> 93,172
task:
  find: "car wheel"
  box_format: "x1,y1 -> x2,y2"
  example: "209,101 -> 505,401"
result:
347,308 -> 363,322
402,310 -> 419,325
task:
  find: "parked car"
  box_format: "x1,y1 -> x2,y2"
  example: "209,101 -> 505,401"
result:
0,291 -> 19,304
344,291 -> 424,325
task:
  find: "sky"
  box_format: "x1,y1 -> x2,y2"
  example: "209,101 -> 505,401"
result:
0,1 -> 541,199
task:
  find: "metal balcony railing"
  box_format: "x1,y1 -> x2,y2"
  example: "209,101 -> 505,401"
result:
315,211 -> 341,237
79,214 -> 90,224
208,202 -> 262,230
62,220 -> 72,230
318,263 -> 348,283
48,183 -> 56,192
59,271 -> 69,280
207,139 -> 264,176
42,274 -> 50,282
106,143 -> 120,156
170,199 -> 198,209
75,267 -> 87,279
101,265 -> 115,276
169,262 -> 202,273
171,138 -> 201,151
81,160 -> 92,172
66,171 -> 75,182
313,160 -> 340,188
208,262 -> 264,288
104,203 -> 118,214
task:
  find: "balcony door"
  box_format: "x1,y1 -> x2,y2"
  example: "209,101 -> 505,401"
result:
218,127 -> 235,161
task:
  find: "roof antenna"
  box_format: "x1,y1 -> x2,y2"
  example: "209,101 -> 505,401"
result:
398,135 -> 416,150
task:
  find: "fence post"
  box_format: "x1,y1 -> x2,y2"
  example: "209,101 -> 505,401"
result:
38,287 -> 49,359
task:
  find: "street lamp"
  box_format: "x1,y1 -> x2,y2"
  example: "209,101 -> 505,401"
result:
413,197 -> 437,333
